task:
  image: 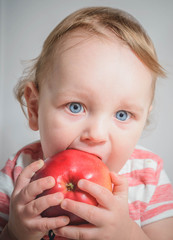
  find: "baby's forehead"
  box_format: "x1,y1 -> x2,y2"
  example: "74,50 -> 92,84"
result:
50,29 -> 152,84
54,28 -> 125,56
49,30 -> 153,83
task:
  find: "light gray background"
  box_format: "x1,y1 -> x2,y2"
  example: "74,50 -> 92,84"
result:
0,0 -> 173,183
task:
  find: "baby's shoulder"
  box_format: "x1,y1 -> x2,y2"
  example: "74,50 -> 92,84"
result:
119,145 -> 163,185
16,140 -> 43,159
8,141 -> 43,181
130,145 -> 163,170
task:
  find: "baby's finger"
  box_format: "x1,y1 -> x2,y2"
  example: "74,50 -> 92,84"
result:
110,172 -> 128,199
61,198 -> 106,226
28,215 -> 70,233
16,175 -> 55,204
13,160 -> 44,195
24,192 -> 64,217
55,224 -> 98,240
77,179 -> 113,209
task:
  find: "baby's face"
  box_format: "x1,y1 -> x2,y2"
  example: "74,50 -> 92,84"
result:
35,32 -> 153,172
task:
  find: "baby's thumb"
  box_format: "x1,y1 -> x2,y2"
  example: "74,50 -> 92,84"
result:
110,172 -> 128,200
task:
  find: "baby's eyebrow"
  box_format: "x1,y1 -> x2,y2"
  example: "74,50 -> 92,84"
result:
53,88 -> 91,99
51,90 -> 89,103
118,103 -> 145,113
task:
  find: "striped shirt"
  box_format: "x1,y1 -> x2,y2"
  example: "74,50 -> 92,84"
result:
0,141 -> 173,239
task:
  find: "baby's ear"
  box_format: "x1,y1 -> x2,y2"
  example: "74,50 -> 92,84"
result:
24,82 -> 39,131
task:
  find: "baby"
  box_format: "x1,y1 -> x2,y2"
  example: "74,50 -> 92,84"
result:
0,6 -> 173,240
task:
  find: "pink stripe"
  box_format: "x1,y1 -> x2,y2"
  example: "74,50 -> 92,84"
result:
22,142 -> 43,160
150,184 -> 173,204
129,201 -> 148,221
13,166 -> 23,183
131,149 -> 163,166
123,149 -> 163,187
1,142 -> 42,182
0,193 -> 10,214
123,168 -> 159,186
141,203 -> 173,222
1,154 -> 20,179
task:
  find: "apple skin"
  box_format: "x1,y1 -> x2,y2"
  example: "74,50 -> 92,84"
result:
31,149 -> 112,225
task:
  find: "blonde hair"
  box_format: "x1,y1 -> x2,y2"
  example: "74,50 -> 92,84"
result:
14,6 -> 166,114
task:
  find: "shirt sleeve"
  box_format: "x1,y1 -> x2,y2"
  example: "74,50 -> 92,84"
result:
141,168 -> 173,226
0,156 -> 16,232
0,142 -> 42,232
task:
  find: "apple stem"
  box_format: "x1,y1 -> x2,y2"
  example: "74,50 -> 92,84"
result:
66,182 -> 75,191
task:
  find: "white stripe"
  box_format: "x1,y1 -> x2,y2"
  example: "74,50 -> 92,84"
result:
141,209 -> 173,226
16,153 -> 34,168
135,145 -> 151,151
119,158 -> 158,175
128,184 -> 156,204
158,169 -> 172,186
0,172 -> 13,196
146,201 -> 173,211
134,219 -> 141,226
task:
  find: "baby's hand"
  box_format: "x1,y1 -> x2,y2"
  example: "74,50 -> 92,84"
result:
54,173 -> 133,240
7,160 -> 70,240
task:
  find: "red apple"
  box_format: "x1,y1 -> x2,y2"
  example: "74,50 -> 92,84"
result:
31,149 -> 112,225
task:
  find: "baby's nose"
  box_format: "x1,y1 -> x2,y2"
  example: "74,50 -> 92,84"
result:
80,117 -> 108,144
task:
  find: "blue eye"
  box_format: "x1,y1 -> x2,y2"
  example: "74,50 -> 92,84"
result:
116,110 -> 130,121
68,103 -> 83,114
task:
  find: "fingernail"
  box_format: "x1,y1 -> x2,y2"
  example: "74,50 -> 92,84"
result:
61,199 -> 67,209
37,159 -> 44,168
78,179 -> 84,188
46,176 -> 55,184
54,192 -> 64,201
63,216 -> 70,224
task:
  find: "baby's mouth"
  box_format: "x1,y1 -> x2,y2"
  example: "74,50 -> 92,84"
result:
93,154 -> 102,161
67,147 -> 102,161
